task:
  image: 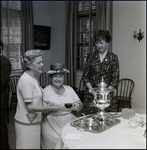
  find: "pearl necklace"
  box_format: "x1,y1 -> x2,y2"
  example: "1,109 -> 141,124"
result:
99,50 -> 107,62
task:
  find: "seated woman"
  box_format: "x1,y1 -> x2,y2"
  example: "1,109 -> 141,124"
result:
41,63 -> 83,149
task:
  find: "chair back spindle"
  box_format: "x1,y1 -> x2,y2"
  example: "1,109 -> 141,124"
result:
116,78 -> 134,99
39,72 -> 50,88
8,76 -> 20,94
75,78 -> 86,103
8,75 -> 20,109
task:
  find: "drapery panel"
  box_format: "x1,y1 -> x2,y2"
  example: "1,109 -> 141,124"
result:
65,1 -> 78,88
21,1 -> 34,55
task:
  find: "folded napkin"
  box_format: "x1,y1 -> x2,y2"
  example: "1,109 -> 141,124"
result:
65,133 -> 82,142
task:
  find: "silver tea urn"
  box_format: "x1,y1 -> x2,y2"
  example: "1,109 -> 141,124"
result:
91,77 -> 111,120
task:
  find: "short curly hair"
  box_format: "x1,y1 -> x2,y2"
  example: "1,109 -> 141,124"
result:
22,49 -> 43,70
94,30 -> 111,43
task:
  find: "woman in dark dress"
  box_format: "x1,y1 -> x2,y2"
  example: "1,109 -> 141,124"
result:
82,30 -> 119,115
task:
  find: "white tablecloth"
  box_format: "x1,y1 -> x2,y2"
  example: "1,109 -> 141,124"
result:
55,115 -> 146,149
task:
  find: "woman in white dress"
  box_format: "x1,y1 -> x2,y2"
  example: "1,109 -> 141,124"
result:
41,63 -> 83,149
14,50 -> 62,149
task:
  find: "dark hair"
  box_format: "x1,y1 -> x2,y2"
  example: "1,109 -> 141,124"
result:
0,40 -> 3,50
94,30 -> 111,43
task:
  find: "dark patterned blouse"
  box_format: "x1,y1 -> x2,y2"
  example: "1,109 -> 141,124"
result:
82,50 -> 119,115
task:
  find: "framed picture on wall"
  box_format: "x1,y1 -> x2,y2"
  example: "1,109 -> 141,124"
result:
34,25 -> 51,50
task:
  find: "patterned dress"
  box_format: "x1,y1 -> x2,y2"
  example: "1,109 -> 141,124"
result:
82,50 -> 119,115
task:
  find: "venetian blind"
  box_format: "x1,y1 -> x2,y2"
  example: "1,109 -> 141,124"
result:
77,1 -> 96,70
1,1 -> 22,71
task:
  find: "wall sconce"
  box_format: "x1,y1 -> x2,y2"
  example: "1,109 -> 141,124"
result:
133,29 -> 144,42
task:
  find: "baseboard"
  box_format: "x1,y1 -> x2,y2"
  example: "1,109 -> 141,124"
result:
132,107 -> 146,114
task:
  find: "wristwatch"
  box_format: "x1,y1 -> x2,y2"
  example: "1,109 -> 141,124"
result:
88,88 -> 93,93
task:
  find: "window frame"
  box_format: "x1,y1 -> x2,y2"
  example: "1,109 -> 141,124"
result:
77,1 -> 96,71
1,1 -> 23,72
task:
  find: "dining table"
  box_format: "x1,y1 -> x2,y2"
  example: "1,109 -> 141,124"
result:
55,113 -> 146,149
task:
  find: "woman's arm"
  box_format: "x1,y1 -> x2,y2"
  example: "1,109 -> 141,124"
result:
82,53 -> 92,85
42,101 -> 58,118
86,83 -> 97,99
26,101 -> 62,113
82,53 -> 97,98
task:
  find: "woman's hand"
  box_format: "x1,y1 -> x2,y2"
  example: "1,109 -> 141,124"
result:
107,86 -> 114,91
47,101 -> 55,107
43,105 -> 63,118
91,90 -> 97,99
72,100 -> 83,112
43,101 -> 62,112
47,104 -> 63,112
72,103 -> 79,111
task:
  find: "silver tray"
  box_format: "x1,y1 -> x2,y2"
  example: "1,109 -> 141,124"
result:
105,112 -> 122,118
70,113 -> 121,133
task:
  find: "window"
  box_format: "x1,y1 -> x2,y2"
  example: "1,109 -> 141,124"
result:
1,1 -> 22,71
77,1 -> 96,70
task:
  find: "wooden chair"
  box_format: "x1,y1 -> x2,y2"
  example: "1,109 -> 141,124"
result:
75,78 -> 86,103
39,72 -> 50,88
8,75 -> 20,109
111,78 -> 135,112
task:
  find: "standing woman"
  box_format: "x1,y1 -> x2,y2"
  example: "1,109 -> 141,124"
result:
82,30 -> 119,115
14,50 -> 62,149
41,63 -> 83,149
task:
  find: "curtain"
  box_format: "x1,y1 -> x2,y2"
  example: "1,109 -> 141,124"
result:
65,1 -> 78,88
96,1 -> 113,52
0,2 -> 1,39
21,1 -> 34,55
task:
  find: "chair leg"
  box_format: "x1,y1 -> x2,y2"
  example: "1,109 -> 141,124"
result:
7,100 -> 9,123
117,101 -> 119,112
129,101 -> 131,108
109,96 -> 113,112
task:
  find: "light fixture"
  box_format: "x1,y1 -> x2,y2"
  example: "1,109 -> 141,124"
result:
133,29 -> 144,42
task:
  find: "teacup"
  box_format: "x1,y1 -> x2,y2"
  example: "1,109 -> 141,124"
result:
64,103 -> 73,108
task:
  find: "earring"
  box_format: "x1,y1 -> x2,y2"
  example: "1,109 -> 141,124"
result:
106,43 -> 109,45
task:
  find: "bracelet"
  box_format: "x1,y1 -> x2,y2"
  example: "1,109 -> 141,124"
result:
88,88 -> 93,93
